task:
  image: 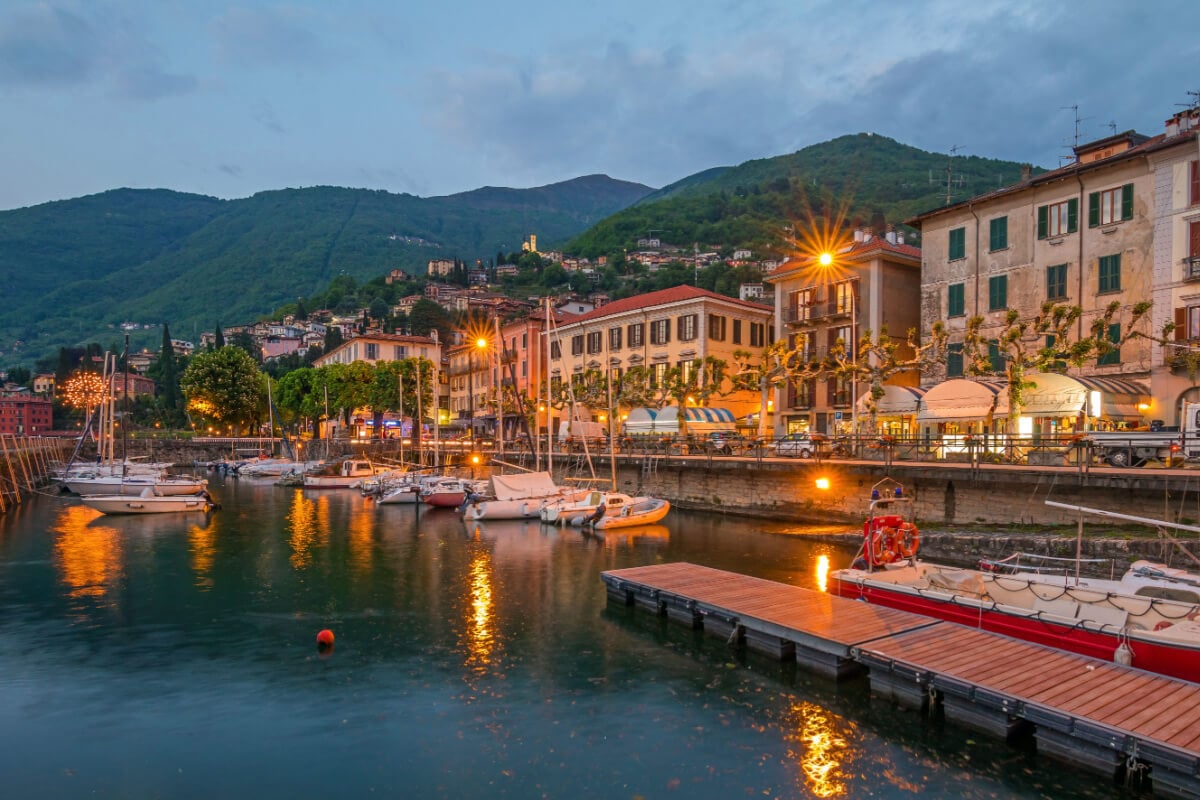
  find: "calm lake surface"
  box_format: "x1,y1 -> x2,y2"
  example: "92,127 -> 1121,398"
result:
0,476 -> 1130,799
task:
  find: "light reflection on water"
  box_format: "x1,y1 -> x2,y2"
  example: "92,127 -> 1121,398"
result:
0,478 -> 1125,799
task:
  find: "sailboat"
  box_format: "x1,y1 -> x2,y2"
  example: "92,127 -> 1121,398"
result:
73,337 -> 216,515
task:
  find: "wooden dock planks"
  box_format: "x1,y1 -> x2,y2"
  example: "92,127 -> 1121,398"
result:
602,561 -> 1200,792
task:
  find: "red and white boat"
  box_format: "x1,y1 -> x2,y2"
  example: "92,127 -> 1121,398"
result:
420,478 -> 485,508
830,482 -> 1200,683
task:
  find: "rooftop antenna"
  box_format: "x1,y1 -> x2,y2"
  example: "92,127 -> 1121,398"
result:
1060,104 -> 1091,164
936,145 -> 963,206
1106,120 -> 1118,136
1179,90 -> 1200,111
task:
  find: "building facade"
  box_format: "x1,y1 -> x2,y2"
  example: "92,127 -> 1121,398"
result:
0,393 -> 52,434
545,286 -> 773,427
766,231 -> 923,436
910,110 -> 1200,428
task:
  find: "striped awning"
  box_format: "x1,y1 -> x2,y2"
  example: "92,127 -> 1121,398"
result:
916,379 -> 1009,423
680,406 -> 736,423
1071,376 -> 1150,421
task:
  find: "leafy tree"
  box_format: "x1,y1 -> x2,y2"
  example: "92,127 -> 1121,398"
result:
180,346 -> 264,432
6,365 -> 31,386
659,357 -> 728,436
324,326 -> 344,353
407,298 -> 455,343
229,330 -> 260,362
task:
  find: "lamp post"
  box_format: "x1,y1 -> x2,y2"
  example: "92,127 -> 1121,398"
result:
468,337 -> 488,444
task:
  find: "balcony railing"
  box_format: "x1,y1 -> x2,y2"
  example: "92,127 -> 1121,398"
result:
1185,256 -> 1200,281
783,302 -> 853,324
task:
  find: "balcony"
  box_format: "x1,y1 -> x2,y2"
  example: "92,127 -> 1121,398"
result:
1185,257 -> 1200,282
783,301 -> 853,325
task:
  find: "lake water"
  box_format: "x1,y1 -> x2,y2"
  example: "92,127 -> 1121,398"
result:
0,476 -> 1129,799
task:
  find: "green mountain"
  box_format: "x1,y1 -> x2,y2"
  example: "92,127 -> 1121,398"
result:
0,175 -> 652,368
568,133 -> 1040,258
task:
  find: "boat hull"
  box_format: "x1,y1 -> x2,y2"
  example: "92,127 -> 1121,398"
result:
831,570 -> 1200,682
463,498 -> 541,520
79,495 -> 212,514
422,491 -> 466,507
592,499 -> 670,529
65,477 -> 207,496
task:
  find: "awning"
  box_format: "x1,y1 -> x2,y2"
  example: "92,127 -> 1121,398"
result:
1019,372 -> 1088,416
1073,376 -> 1150,421
916,379 -> 1009,423
855,384 -> 926,416
679,406 -> 735,423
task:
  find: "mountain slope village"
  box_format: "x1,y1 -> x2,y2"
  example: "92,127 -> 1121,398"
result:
4,107 -> 1200,455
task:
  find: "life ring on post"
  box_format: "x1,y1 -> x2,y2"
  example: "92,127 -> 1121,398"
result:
870,528 -> 900,566
896,522 -> 920,559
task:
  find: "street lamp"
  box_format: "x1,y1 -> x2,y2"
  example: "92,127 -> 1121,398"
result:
468,337 -> 488,444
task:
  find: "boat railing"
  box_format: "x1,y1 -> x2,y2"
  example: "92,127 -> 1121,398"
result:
980,551 -> 1115,577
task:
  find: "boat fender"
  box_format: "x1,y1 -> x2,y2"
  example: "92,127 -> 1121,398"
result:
1114,642 -> 1133,666
1154,621 -> 1173,631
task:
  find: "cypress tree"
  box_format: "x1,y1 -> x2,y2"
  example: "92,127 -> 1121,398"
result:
159,325 -> 179,412
214,324 -> 225,349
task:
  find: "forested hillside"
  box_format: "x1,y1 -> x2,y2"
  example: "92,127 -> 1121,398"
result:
0,176 -> 652,367
569,134 -> 1039,258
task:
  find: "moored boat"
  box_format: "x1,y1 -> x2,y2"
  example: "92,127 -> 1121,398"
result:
464,471 -> 587,521
421,477 -> 485,508
79,488 -> 216,515
303,459 -> 389,489
543,490 -> 637,524
830,483 -> 1200,682
588,497 -> 670,530
64,474 -> 208,496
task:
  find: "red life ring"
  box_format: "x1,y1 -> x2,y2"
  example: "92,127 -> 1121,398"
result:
896,523 -> 920,559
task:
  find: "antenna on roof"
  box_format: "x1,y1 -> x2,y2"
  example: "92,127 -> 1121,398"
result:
1180,90 -> 1200,111
934,145 -> 964,206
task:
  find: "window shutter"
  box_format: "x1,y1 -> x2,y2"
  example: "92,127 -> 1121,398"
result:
1191,161 -> 1200,206
1037,206 -> 1047,239
1175,307 -> 1187,341
1067,198 -> 1078,233
677,317 -> 685,339
1088,192 -> 1100,227
1121,183 -> 1134,220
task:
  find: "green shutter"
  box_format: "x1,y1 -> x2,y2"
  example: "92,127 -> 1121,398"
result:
989,217 -> 1007,250
1037,206 -> 1048,239
1067,198 -> 1078,233
949,227 -> 965,260
1088,192 -> 1100,228
1121,183 -> 1134,220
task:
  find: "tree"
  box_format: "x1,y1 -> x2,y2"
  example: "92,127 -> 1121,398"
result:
295,298 -> 308,322
731,339 -> 826,440
660,357 -> 728,437
180,346 -> 264,433
214,323 -> 225,349
827,323 -> 947,434
407,298 -> 455,344
324,326 -> 344,353
961,301 -> 1150,428
229,330 -> 260,362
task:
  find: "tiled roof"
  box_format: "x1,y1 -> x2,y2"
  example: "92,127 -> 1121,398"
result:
905,127 -> 1199,225
561,286 -> 770,325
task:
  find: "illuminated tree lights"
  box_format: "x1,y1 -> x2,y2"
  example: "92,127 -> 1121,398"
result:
62,371 -> 108,410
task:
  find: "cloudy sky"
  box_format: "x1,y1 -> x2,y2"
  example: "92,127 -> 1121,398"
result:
0,0 -> 1196,210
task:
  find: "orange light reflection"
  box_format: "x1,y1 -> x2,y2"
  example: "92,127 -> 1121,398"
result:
188,516 -> 218,590
464,552 -> 495,673
816,554 -> 830,593
286,490 -> 320,569
786,700 -> 849,798
53,505 -> 122,601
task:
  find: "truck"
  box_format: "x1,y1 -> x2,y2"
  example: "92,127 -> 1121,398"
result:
1086,402 -> 1200,467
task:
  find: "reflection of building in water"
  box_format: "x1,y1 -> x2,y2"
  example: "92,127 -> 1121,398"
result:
188,519 -> 218,589
465,552 -> 495,673
786,701 -> 849,798
286,490 -> 329,570
53,505 -> 122,601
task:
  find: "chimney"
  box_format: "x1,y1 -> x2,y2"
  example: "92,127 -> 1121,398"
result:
1020,163 -> 1033,182
885,224 -> 897,245
853,229 -> 864,243
896,231 -> 905,246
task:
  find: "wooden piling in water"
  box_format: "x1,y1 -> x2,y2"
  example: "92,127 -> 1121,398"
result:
0,435 -> 72,514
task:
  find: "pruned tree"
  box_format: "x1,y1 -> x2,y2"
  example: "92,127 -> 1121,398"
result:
826,322 -> 947,433
730,337 -> 826,440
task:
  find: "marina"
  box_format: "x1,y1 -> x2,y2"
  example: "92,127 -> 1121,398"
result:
0,478 -> 1150,799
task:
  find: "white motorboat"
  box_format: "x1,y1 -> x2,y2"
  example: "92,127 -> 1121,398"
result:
463,472 -> 587,521
303,459 -> 390,489
64,474 -> 208,496
376,473 -> 440,505
79,488 -> 216,515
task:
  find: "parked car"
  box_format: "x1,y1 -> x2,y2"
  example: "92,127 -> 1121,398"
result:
704,431 -> 742,454
773,432 -> 826,458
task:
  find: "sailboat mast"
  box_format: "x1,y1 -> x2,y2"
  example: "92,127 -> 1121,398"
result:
415,360 -> 423,466
121,335 -> 129,478
545,297 -> 552,475
398,369 -> 405,463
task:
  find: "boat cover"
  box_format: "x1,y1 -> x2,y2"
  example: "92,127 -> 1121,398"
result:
490,471 -> 560,500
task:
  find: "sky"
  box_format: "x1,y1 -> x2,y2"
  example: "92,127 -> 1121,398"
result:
1,0 -> 1197,211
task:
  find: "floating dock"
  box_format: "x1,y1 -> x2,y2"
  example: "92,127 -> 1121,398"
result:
601,562 -> 1200,800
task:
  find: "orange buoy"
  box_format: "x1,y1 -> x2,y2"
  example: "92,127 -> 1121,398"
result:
316,629 -> 335,646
